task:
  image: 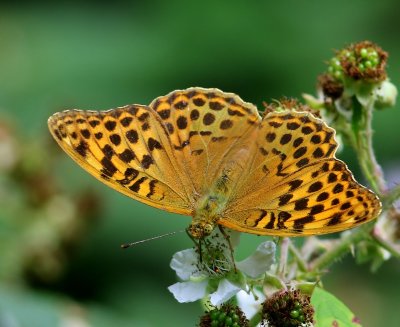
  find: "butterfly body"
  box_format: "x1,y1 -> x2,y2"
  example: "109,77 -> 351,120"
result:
48,87 -> 381,239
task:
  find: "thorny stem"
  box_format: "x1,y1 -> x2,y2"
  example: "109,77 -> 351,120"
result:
372,227 -> 400,258
356,98 -> 388,195
288,241 -> 308,272
310,96 -> 390,272
310,225 -> 370,271
264,272 -> 287,290
383,183 -> 400,209
372,205 -> 400,257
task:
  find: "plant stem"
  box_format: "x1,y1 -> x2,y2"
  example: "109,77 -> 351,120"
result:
310,225 -> 370,271
372,228 -> 400,258
383,183 -> 400,209
288,241 -> 308,272
277,237 -> 289,278
264,272 -> 286,290
356,99 -> 388,195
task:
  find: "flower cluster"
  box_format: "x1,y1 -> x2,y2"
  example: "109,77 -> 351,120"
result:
199,304 -> 249,327
263,98 -> 321,118
327,41 -> 387,82
262,289 -> 314,327
315,41 -> 396,110
168,229 -> 276,306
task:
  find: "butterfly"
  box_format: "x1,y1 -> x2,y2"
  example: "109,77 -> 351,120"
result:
48,87 -> 381,239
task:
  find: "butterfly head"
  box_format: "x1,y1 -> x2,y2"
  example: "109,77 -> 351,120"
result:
187,222 -> 215,239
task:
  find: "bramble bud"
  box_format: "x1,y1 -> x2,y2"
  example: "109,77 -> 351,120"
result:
262,289 -> 314,327
318,74 -> 344,100
263,98 -> 321,118
327,41 -> 388,83
199,304 -> 249,327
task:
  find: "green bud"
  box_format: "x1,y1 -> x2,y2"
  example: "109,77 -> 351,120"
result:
332,59 -> 341,69
343,50 -> 351,57
290,310 -> 300,318
225,316 -> 233,325
369,50 -> 378,58
371,56 -> 379,65
232,314 -> 239,322
210,320 -> 219,327
360,48 -> 368,58
210,310 -> 219,320
364,60 -> 372,68
334,70 -> 343,79
218,312 -> 227,322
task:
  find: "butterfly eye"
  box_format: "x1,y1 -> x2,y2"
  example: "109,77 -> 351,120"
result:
188,223 -> 202,238
204,223 -> 213,235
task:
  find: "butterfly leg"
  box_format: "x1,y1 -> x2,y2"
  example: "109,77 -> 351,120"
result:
218,225 -> 237,273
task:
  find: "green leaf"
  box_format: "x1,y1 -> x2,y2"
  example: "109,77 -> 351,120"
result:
311,287 -> 362,327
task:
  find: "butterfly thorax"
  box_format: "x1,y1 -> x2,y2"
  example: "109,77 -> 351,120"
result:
188,193 -> 226,239
188,154 -> 248,239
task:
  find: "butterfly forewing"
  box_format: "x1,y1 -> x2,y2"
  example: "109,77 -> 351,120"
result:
220,111 -> 381,236
48,106 -> 192,214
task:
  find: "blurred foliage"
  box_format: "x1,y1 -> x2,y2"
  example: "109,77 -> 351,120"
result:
0,0 -> 399,326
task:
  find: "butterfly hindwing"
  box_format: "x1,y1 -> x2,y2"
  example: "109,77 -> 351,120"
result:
221,111 -> 381,236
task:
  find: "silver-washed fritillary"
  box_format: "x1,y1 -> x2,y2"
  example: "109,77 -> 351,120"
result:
48,88 -> 381,239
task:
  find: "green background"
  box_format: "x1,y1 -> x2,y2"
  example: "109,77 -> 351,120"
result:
1,1 -> 399,326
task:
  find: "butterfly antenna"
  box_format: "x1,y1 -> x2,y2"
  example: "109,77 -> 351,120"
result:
121,230 -> 185,249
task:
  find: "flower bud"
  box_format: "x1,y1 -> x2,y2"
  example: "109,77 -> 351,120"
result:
262,289 -> 314,327
263,98 -> 321,118
199,304 -> 249,327
375,79 -> 398,109
328,41 -> 388,83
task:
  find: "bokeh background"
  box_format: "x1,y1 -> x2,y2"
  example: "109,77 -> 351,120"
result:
1,1 -> 400,326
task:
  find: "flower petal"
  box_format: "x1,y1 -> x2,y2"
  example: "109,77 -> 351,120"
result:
170,248 -> 199,280
237,241 -> 276,278
236,289 -> 266,321
168,281 -> 208,303
210,279 -> 241,306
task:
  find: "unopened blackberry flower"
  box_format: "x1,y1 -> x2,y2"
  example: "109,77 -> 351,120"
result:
262,289 -> 314,327
199,303 -> 249,327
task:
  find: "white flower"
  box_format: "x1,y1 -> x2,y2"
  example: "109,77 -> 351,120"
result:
168,229 -> 276,305
237,241 -> 276,278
